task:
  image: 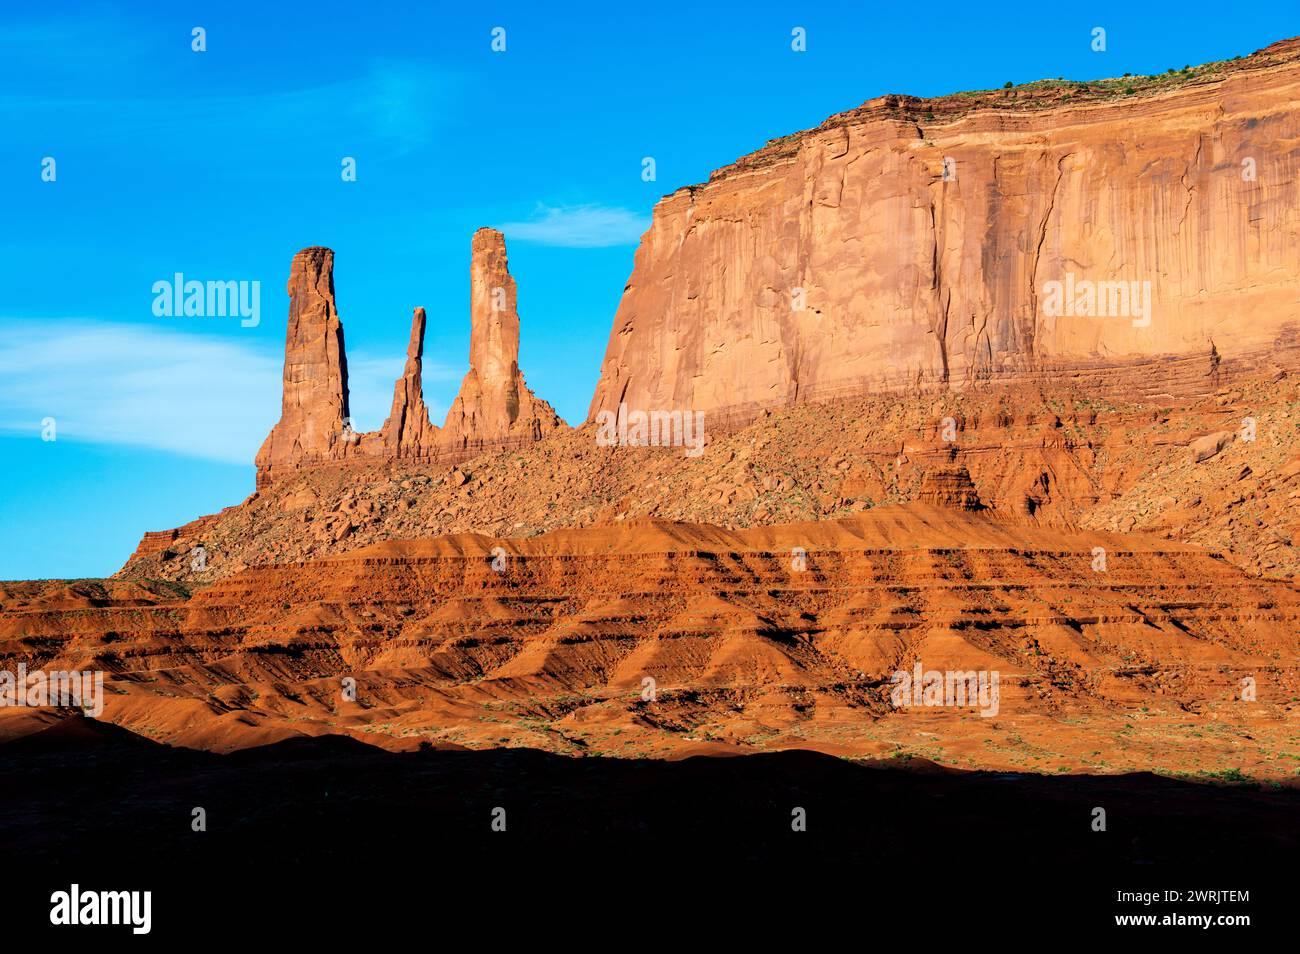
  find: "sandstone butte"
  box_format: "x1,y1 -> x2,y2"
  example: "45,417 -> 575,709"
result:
109,35 -> 1300,604
254,227 -> 563,487
3,40 -> 1300,784
590,37 -> 1300,426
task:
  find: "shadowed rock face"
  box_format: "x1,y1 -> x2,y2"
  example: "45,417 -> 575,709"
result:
589,39 -> 1300,427
255,247 -> 352,480
254,231 -> 565,486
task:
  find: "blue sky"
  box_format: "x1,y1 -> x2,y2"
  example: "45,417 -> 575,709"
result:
1,0 -> 1293,579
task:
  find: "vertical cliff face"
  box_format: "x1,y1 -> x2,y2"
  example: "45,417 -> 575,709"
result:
440,228 -> 563,455
255,231 -> 564,486
255,247 -> 352,480
589,39 -> 1300,425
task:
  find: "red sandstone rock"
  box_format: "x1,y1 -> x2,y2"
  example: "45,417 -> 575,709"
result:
59,40 -> 1300,787
1191,430 -> 1235,462
255,233 -> 564,486
256,247 -> 352,484
917,467 -> 984,510
441,228 -> 564,456
589,41 -> 1300,426
22,506 -> 1300,777
379,307 -> 439,457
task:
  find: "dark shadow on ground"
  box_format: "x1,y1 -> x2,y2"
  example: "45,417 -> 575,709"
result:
1,715 -> 1292,935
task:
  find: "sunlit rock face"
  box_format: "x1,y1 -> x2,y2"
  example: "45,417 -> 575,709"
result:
256,230 -> 564,486
590,39 -> 1300,427
440,228 -> 564,459
255,247 -> 353,483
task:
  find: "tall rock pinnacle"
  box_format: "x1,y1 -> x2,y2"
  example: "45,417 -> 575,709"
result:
255,247 -> 351,485
441,228 -> 563,455
254,234 -> 566,486
379,307 -> 439,456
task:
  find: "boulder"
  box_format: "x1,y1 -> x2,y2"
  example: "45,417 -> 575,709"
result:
1191,431 -> 1234,463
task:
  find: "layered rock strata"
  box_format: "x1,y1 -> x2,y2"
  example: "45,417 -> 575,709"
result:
14,509 -> 1300,778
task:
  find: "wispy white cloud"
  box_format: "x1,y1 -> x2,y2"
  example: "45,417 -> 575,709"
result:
0,321 -> 279,464
0,321 -> 451,465
499,204 -> 649,248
